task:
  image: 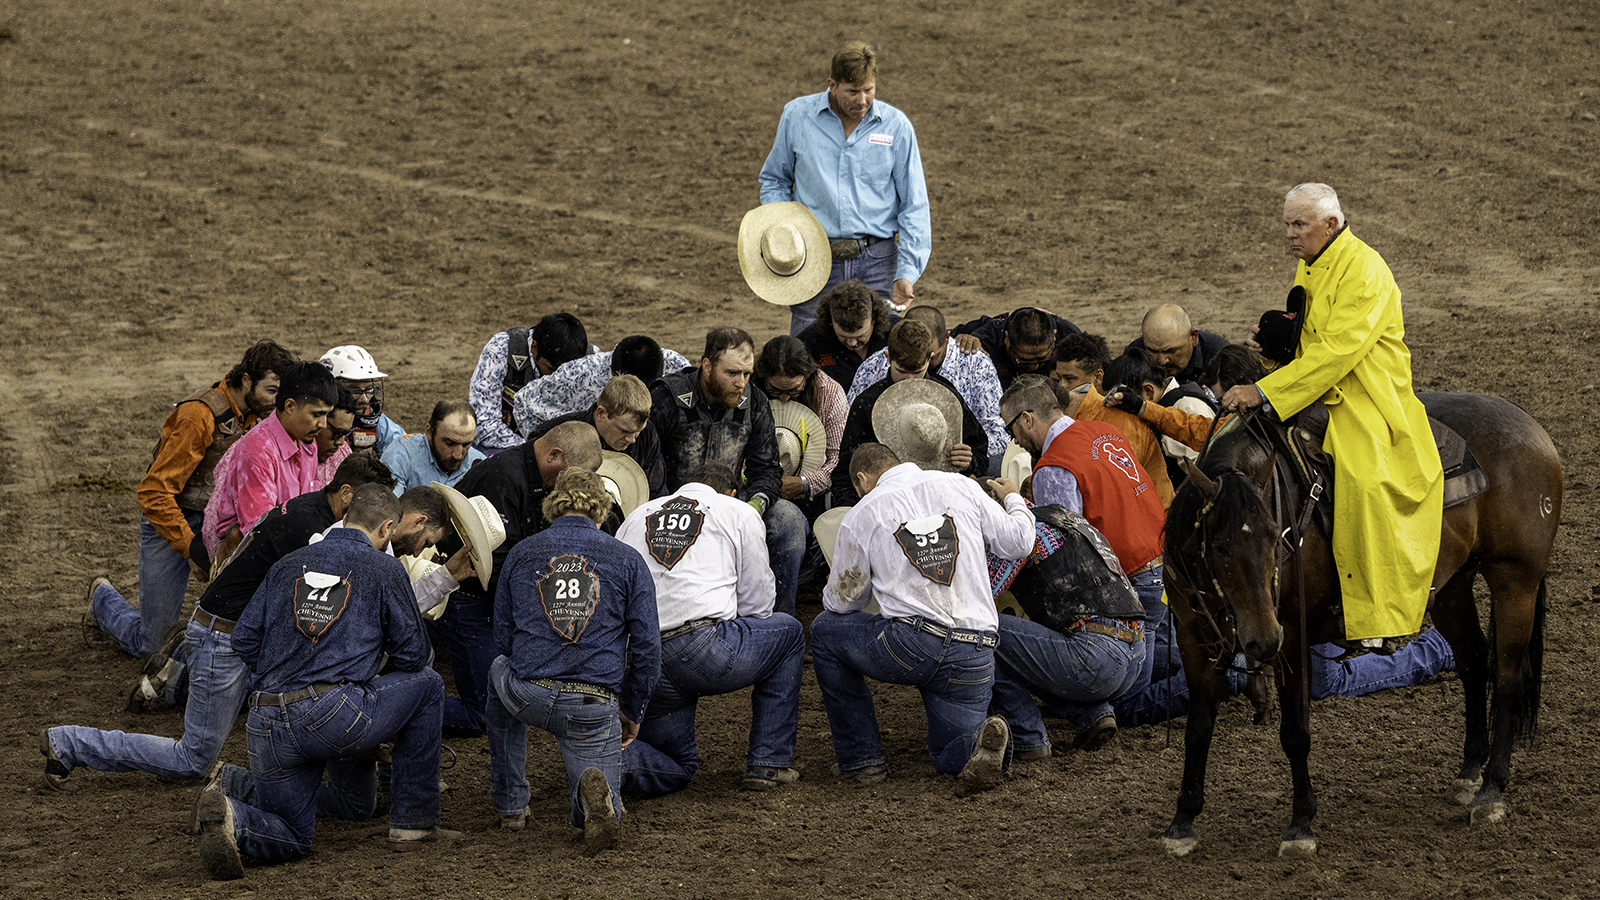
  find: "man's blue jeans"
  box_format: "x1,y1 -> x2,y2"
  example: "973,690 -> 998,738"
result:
93,512 -> 203,658
765,499 -> 807,617
991,616 -> 1145,750
486,656 -> 624,828
810,611 -> 1001,777
225,670 -> 444,862
788,240 -> 899,335
622,614 -> 804,797
1113,628 -> 1456,727
438,590 -> 496,736
1121,567 -> 1167,696
215,757 -> 379,823
49,616 -> 247,780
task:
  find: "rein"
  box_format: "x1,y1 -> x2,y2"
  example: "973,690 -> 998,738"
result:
1186,408 -> 1326,729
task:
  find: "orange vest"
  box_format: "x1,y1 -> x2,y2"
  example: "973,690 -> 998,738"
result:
1035,418 -> 1165,574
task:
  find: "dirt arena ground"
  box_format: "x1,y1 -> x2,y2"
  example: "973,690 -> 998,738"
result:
2,0 -> 1598,896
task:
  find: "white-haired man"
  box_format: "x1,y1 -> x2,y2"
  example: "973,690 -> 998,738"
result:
1222,183 -> 1443,647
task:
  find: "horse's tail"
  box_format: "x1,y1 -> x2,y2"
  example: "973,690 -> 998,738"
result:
1492,576 -> 1546,748
1519,577 -> 1548,746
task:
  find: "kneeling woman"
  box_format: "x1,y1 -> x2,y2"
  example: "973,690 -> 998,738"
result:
486,467 -> 660,854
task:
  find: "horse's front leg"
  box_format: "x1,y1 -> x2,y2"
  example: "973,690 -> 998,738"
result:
1276,638 -> 1318,858
1163,604 -> 1230,857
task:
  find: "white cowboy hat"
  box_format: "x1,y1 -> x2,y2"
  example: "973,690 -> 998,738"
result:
871,379 -> 963,472
430,481 -> 507,585
813,506 -> 880,615
770,399 -> 827,478
398,551 -> 451,621
597,450 -> 649,517
1001,440 -> 1033,488
737,201 -> 831,306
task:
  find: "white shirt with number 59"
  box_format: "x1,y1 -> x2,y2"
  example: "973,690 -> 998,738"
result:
824,462 -> 1035,632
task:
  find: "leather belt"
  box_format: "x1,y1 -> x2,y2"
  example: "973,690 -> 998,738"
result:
1130,555 -> 1163,577
828,235 -> 889,261
251,682 -> 341,707
895,617 -> 999,649
661,617 -> 720,642
531,678 -> 616,703
1070,618 -> 1143,645
193,609 -> 236,634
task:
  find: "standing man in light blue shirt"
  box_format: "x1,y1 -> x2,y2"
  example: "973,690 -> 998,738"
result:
758,41 -> 932,335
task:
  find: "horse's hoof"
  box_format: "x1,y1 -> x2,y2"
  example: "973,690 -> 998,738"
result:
1277,838 -> 1318,859
1162,836 -> 1199,858
1450,777 -> 1482,807
1470,801 -> 1508,825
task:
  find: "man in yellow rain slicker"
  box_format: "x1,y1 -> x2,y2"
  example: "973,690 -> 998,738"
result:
1220,183 -> 1443,642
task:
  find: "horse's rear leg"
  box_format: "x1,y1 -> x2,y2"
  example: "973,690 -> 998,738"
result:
1429,568 -> 1489,805
1469,565 -> 1546,825
1276,641 -> 1318,858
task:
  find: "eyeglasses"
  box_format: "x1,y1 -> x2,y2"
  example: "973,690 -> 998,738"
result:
1004,408 -> 1030,439
1010,352 -> 1053,369
328,425 -> 354,441
764,383 -> 805,401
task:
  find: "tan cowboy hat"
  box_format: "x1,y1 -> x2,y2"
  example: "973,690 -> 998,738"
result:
597,450 -> 649,517
871,379 -> 963,472
1001,440 -> 1033,487
737,201 -> 831,306
430,482 -> 507,585
771,399 -> 827,478
813,506 -> 880,615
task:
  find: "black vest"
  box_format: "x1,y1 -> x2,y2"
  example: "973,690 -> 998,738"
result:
1008,505 -> 1146,630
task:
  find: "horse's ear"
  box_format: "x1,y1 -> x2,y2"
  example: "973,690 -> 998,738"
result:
1182,458 -> 1216,501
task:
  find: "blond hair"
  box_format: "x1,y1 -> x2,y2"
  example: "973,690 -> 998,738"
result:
596,373 -> 651,425
540,467 -> 613,526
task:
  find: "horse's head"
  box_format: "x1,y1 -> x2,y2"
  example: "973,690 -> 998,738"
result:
1168,428 -> 1285,664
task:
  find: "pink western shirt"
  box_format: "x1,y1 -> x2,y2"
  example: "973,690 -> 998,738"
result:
203,413 -> 320,557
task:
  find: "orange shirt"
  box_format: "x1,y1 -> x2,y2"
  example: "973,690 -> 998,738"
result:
1075,388 -> 1175,508
136,381 -> 253,557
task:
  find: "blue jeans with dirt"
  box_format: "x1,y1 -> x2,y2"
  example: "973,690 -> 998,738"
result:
486,655 -> 624,827
222,670 -> 444,862
991,615 -> 1145,751
93,512 -> 203,658
622,615 -> 804,797
48,616 -> 247,780
810,611 -> 1005,777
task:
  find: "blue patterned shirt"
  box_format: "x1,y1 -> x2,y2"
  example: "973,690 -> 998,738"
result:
511,348 -> 691,438
848,338 -> 1009,455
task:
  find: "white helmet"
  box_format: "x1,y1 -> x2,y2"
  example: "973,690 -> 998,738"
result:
320,345 -> 387,380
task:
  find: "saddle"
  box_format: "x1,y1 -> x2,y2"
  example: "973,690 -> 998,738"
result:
1274,401 -> 1490,522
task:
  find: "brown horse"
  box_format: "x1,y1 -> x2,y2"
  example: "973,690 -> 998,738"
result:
1160,392 -> 1560,858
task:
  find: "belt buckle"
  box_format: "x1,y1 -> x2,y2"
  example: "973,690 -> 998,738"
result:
829,239 -> 861,261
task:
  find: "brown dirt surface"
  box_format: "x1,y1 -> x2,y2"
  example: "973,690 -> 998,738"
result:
3,0 -> 1598,897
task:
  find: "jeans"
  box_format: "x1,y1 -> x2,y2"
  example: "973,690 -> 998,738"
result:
217,758 -> 379,822
487,656 -> 624,827
622,615 -> 805,797
1120,567 -> 1167,698
810,611 -> 1001,776
93,512 -> 204,658
1113,629 -> 1456,727
226,670 -> 444,862
788,240 -> 899,335
438,590 -> 497,736
765,499 -> 808,617
49,617 -> 248,779
991,616 -> 1145,749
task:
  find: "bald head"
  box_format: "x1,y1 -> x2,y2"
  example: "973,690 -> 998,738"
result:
533,420 -> 603,483
1141,303 -> 1198,377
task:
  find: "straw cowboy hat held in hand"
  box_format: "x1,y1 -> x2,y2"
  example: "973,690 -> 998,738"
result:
771,400 -> 827,478
430,481 -> 507,585
871,379 -> 964,472
597,450 -> 649,517
738,201 -> 830,306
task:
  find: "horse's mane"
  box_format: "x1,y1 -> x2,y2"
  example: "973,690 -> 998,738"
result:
1165,419 -> 1275,586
